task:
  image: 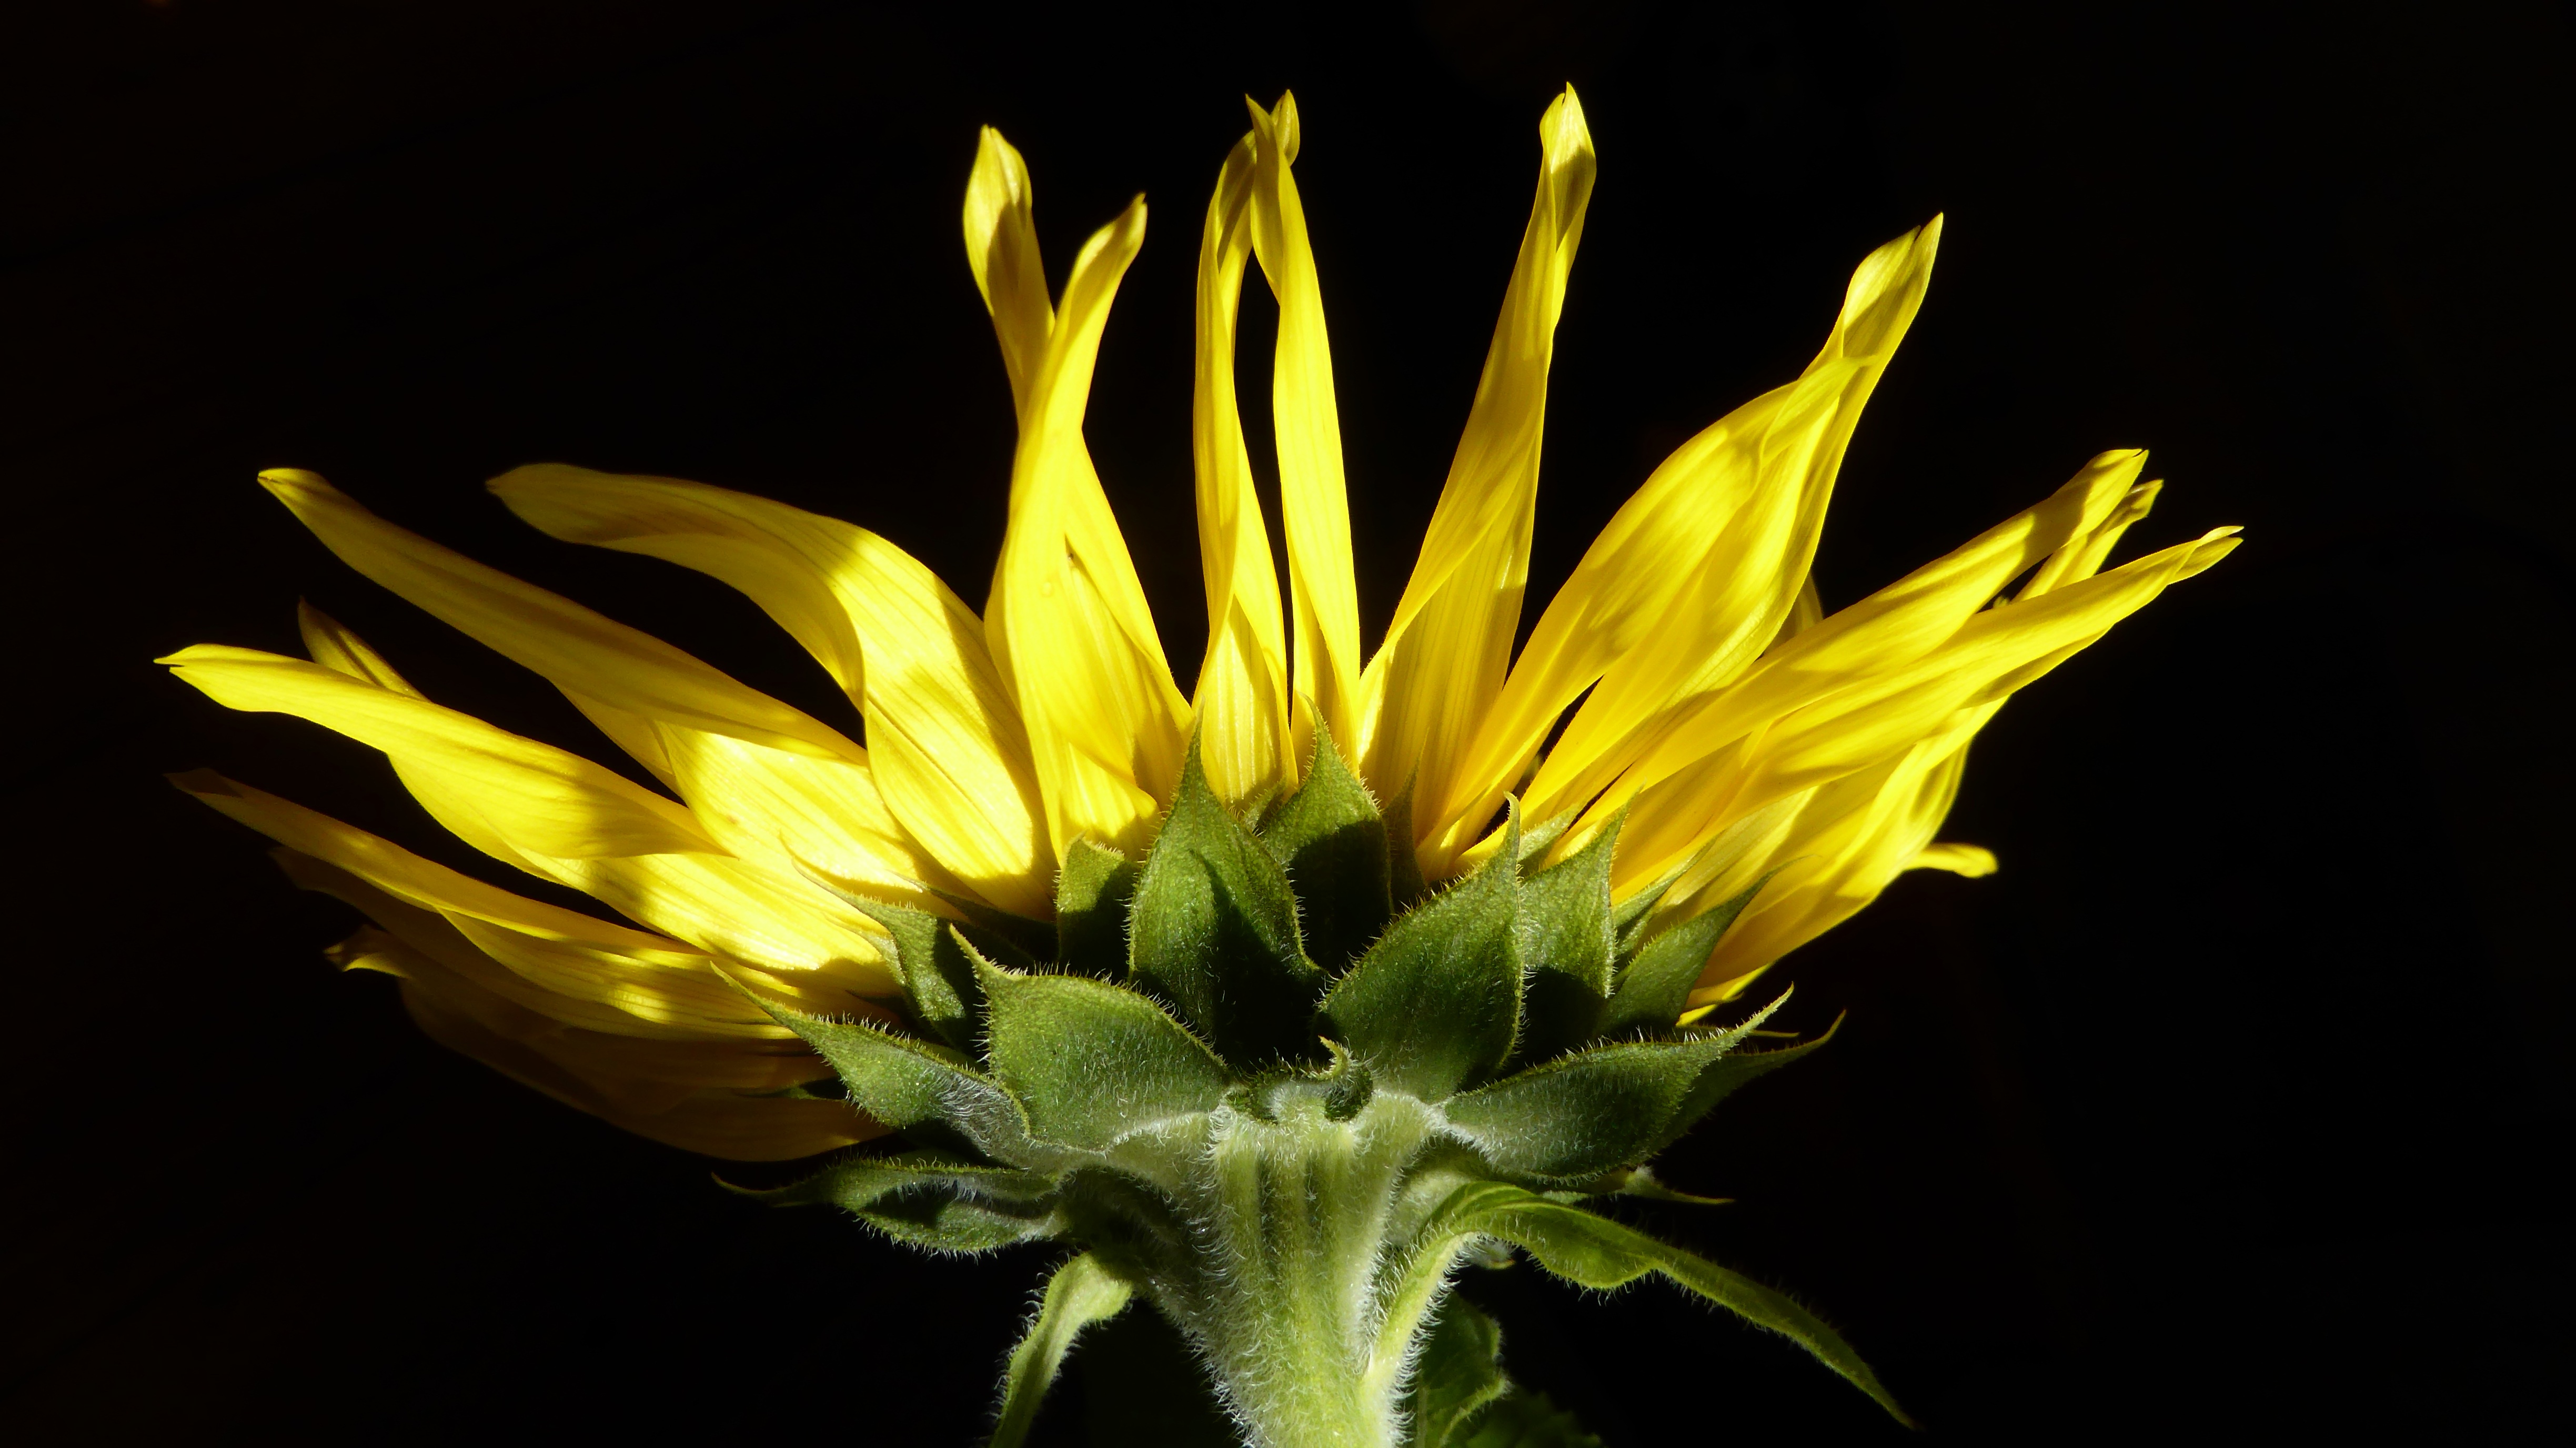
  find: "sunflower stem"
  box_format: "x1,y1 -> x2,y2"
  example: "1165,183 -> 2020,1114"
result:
1149,1088 -> 1457,1448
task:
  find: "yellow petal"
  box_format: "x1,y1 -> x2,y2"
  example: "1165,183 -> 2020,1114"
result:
162,645 -> 719,859
1189,130 -> 1295,807
173,768 -> 859,1035
259,468 -> 862,762
1606,512 -> 2237,892
490,463 -> 1049,914
1364,86 -> 1596,874
984,194 -> 1192,859
657,723 -> 957,906
297,599 -> 423,696
1502,220 -> 1941,839
1692,711 -> 1992,1003
1244,93 -> 1365,762
372,936 -> 876,1160
964,126 -> 1056,417
1909,841 -> 1999,877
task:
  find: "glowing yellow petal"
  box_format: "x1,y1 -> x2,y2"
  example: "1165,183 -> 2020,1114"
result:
964,127 -> 1056,417
162,645 -> 719,859
1244,93 -> 1366,761
1909,841 -> 1999,877
1365,86 -> 1596,874
657,724 -> 955,906
1505,220 -> 1941,837
260,468 -> 862,762
1692,712 -> 1991,1003
1188,131 -> 1295,808
489,464 -> 1049,914
982,193 -> 1192,859
1604,514 -> 2235,893
297,599 -> 422,696
366,934 -> 876,1161
172,768 -> 859,1035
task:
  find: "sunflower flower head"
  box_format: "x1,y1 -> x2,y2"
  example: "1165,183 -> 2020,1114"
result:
166,87 -> 2235,1445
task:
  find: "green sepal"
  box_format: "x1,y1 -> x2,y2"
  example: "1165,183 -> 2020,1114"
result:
1437,999 -> 1774,1183
843,900 -> 993,1053
1457,1391 -> 1605,1447
1512,808 -> 1576,869
1640,1010 -> 1839,1158
931,887 -> 1055,965
1319,807 -> 1523,1100
1055,837 -> 1138,979
726,979 -> 1059,1169
1404,1297 -> 1510,1448
1128,741 -> 1322,1065
990,1252 -> 1135,1448
977,963 -> 1233,1151
1446,1182 -> 1911,1426
1597,873 -> 1770,1039
1607,862 -> 1686,964
1508,815 -> 1621,1065
1575,1164 -> 1733,1207
726,1149 -> 1060,1254
1256,718 -> 1390,973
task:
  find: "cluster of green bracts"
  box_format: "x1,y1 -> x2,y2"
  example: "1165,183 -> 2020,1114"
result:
735,729 -> 1909,1447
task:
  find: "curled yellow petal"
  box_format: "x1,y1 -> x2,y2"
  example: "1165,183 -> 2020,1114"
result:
983,193 -> 1192,859
1244,92 -> 1365,763
162,645 -> 719,859
1190,130 -> 1294,807
1366,86 -> 1596,874
260,468 -> 862,762
1503,220 -> 1941,840
490,464 -> 1049,915
351,928 -> 877,1161
1909,841 -> 1999,877
965,126 -> 1057,417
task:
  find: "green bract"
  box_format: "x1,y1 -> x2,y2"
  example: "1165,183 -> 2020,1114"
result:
738,729 -> 1907,1447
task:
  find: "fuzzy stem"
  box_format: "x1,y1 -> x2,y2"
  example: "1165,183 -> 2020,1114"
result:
1155,1092 -> 1454,1448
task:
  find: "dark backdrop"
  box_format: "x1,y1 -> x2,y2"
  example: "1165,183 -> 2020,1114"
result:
7,1 -> 2569,1442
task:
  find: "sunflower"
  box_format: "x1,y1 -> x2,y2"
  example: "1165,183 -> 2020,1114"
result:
165,87 -> 2234,1442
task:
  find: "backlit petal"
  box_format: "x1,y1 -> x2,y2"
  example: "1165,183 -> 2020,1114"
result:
982,192 -> 1192,859
1503,220 -> 1941,839
490,464 -> 1049,914
260,468 -> 863,762
1365,86 -> 1596,875
1245,93 -> 1366,762
1191,130 -> 1295,807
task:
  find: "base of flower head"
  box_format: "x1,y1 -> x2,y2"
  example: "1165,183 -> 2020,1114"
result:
730,729 -> 1909,1444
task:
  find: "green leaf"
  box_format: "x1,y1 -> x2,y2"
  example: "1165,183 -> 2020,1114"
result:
978,964 -> 1234,1151
1447,1184 -> 1911,1426
990,1253 -> 1135,1448
844,900 -> 991,1053
1509,817 -> 1619,1064
728,1149 -> 1060,1253
1457,1392 -> 1604,1448
1056,837 -> 1138,979
1129,741 -> 1322,1065
1405,1298 -> 1510,1448
1257,718 -> 1390,973
737,987 -> 1041,1164
1597,874 -> 1769,1039
1318,809 -> 1523,1101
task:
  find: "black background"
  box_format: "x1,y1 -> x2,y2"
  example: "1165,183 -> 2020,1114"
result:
7,1 -> 2570,1442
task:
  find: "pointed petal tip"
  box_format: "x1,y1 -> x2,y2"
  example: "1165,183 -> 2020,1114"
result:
258,467 -> 331,499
